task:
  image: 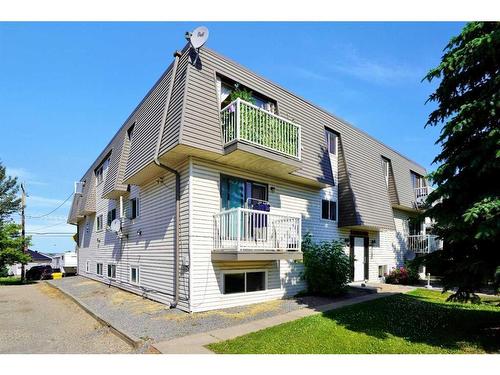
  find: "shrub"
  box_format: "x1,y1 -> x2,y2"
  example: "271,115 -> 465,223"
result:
0,265 -> 8,277
385,265 -> 420,285
302,234 -> 351,296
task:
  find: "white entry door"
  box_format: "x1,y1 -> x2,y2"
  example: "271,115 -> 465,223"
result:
353,237 -> 365,281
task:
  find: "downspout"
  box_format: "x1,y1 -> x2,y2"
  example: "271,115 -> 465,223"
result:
153,50 -> 182,308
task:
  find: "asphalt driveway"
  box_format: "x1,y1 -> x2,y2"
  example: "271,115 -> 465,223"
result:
0,282 -> 133,354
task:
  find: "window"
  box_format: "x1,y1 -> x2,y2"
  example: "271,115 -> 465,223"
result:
127,123 -> 135,141
325,129 -> 337,155
378,265 -> 388,278
95,166 -> 104,185
321,199 -> 337,221
223,271 -> 266,294
220,174 -> 268,210
216,76 -> 276,113
85,260 -> 90,273
107,208 -> 117,227
96,263 -> 103,276
130,266 -> 139,284
127,198 -> 138,220
107,264 -> 116,279
96,215 -> 103,231
411,171 -> 426,189
381,157 -> 390,187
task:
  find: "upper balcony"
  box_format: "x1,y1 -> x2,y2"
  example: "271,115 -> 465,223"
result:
212,207 -> 302,261
414,186 -> 434,208
220,98 -> 301,162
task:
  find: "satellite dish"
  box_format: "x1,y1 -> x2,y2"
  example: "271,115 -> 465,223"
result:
110,219 -> 121,234
188,26 -> 209,49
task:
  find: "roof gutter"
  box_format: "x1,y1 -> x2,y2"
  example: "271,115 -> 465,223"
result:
153,50 -> 182,308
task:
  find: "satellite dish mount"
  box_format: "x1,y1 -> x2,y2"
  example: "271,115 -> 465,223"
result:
186,26 -> 209,65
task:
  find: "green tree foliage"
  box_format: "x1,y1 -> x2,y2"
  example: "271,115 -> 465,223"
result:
423,22 -> 500,302
0,161 -> 21,221
301,234 -> 351,296
0,161 -> 30,270
0,222 -> 30,269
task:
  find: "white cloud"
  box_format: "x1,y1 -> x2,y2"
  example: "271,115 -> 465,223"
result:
26,195 -> 72,210
326,45 -> 423,85
6,167 -> 48,186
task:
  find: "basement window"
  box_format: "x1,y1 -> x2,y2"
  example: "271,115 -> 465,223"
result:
378,265 -> 388,278
107,264 -> 116,279
130,266 -> 140,285
223,271 -> 266,294
96,263 -> 103,276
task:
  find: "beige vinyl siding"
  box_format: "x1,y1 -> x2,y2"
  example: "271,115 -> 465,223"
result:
338,208 -> 412,282
77,161 -> 190,311
188,159 -> 338,312
124,47 -> 190,182
179,47 -> 425,229
102,130 -> 129,198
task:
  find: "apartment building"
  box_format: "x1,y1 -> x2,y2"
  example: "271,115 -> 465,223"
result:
67,40 -> 437,312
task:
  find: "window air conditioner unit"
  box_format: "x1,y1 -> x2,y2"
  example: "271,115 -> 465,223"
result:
74,181 -> 85,195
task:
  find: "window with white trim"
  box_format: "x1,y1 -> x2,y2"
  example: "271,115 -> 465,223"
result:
85,260 -> 90,273
107,208 -> 117,227
107,264 -> 116,279
96,263 -> 103,276
127,198 -> 139,220
223,271 -> 266,294
130,266 -> 139,284
381,157 -> 390,187
321,199 -> 337,221
378,265 -> 388,278
96,215 -> 103,231
325,129 -> 337,155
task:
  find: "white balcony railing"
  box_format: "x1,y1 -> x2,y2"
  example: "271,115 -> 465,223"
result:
213,207 -> 301,252
414,186 -> 433,206
407,234 -> 442,253
220,98 -> 301,160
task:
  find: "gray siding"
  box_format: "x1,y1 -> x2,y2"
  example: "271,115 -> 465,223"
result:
179,47 -> 424,228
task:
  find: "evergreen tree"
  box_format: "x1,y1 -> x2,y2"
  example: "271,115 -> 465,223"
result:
424,22 -> 500,302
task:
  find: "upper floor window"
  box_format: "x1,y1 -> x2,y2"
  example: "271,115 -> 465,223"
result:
411,171 -> 426,189
216,76 -> 276,113
381,157 -> 390,187
95,157 -> 109,185
95,165 -> 104,185
127,123 -> 135,142
325,129 -> 337,155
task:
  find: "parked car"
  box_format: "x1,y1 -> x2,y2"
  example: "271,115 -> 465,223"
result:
26,265 -> 53,281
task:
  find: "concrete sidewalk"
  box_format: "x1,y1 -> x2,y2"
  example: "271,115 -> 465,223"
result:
152,289 -> 408,354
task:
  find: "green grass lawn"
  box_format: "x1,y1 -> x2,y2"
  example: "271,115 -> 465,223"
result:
208,289 -> 500,354
0,276 -> 28,285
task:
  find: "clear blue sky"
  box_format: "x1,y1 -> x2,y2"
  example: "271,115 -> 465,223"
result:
0,22 -> 464,252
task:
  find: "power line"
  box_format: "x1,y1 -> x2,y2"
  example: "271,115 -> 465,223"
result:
27,191 -> 74,219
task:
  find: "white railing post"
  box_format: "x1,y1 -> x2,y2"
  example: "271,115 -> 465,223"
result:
427,235 -> 431,253
236,208 -> 241,252
235,98 -> 241,141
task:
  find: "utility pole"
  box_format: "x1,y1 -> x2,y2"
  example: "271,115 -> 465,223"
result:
20,184 -> 27,282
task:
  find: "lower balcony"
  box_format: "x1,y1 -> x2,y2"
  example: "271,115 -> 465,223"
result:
407,234 -> 442,254
213,208 -> 302,261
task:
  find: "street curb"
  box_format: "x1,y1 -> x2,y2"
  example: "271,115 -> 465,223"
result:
44,281 -> 143,349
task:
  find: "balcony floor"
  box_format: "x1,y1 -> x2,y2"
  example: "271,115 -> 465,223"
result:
212,251 -> 303,261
